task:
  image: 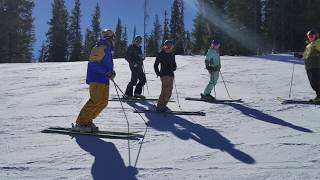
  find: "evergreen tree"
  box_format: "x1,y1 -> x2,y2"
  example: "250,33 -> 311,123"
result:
0,0 -> 35,63
38,40 -> 49,62
114,18 -> 123,58
153,15 -> 162,54
146,15 -> 162,57
170,0 -> 185,55
223,0 -> 259,54
132,26 -> 137,44
162,10 -> 170,45
91,4 -> 101,43
46,0 -> 69,62
263,0 -> 316,53
184,31 -> 192,55
146,35 -> 156,56
195,0 -> 228,55
83,28 -> 93,60
83,4 -> 101,60
192,13 -> 206,54
68,0 -> 83,61
121,26 -> 128,57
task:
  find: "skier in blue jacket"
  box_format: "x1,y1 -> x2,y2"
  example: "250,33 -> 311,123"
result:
74,29 -> 116,132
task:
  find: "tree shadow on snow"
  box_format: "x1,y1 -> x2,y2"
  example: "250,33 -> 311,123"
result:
75,135 -> 138,180
218,102 -> 313,133
126,101 -> 256,164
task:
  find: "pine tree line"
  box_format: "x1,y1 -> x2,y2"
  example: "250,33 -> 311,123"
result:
2,0 -> 320,63
0,0 -> 35,63
40,1 -> 129,62
146,0 -> 192,56
193,0 -> 320,55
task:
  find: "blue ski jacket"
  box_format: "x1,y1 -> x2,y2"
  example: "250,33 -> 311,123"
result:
86,38 -> 114,85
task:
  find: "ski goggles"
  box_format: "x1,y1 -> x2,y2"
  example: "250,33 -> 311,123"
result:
135,39 -> 142,44
307,34 -> 317,41
164,44 -> 173,50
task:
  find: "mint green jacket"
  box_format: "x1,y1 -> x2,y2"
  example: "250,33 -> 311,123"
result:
205,48 -> 221,71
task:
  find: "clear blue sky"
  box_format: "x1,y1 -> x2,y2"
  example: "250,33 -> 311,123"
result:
33,0 -> 197,57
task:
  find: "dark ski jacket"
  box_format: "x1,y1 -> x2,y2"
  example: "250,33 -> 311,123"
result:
125,44 -> 143,68
154,49 -> 177,77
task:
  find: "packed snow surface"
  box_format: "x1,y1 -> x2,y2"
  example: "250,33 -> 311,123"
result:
0,54 -> 319,180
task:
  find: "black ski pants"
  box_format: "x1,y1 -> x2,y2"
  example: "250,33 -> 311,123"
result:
125,65 -> 146,96
306,68 -> 320,97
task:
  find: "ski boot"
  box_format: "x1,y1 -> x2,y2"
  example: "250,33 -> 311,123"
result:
134,94 -> 146,99
123,94 -> 133,100
72,123 -> 99,132
311,96 -> 320,104
201,93 -> 215,100
155,106 -> 170,112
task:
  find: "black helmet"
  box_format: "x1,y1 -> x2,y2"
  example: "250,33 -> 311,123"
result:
134,35 -> 142,43
164,40 -> 173,46
163,40 -> 174,49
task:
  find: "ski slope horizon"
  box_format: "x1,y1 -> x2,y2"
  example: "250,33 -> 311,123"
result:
0,54 -> 319,179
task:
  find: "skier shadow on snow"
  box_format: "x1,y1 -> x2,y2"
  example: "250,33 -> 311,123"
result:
126,101 -> 256,164
214,102 -> 313,133
75,135 -> 138,180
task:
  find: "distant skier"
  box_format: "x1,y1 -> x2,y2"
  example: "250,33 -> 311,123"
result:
154,40 -> 177,111
294,29 -> 320,104
74,29 -> 116,132
201,40 -> 221,100
124,35 -> 146,99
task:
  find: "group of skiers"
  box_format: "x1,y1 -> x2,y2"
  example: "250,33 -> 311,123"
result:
73,28 -> 320,132
74,29 -> 179,131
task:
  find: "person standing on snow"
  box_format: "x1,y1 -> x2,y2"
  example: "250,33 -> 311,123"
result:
74,29 -> 116,132
201,40 -> 221,100
154,40 -> 177,112
124,35 -> 146,99
294,29 -> 320,104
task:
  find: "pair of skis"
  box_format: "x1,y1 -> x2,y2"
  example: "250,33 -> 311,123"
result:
42,96 -> 243,139
185,97 -> 243,103
42,127 -> 144,140
276,97 -> 319,105
109,97 -> 175,102
132,97 -> 243,116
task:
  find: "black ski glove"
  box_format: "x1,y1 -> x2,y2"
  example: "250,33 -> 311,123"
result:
205,65 -> 213,71
107,70 -> 116,80
156,72 -> 161,77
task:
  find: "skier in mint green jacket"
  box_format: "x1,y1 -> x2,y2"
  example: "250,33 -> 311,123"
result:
201,40 -> 221,100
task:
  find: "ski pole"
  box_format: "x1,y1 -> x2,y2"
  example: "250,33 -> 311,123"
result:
112,79 -> 149,168
219,71 -> 233,100
112,79 -> 131,166
289,62 -> 295,98
142,64 -> 150,95
112,79 -> 148,125
112,79 -> 126,96
174,79 -> 182,109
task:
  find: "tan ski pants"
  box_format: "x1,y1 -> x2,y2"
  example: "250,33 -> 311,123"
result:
157,76 -> 174,109
76,83 -> 109,125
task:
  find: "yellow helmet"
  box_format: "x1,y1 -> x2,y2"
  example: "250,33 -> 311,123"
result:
102,29 -> 115,38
